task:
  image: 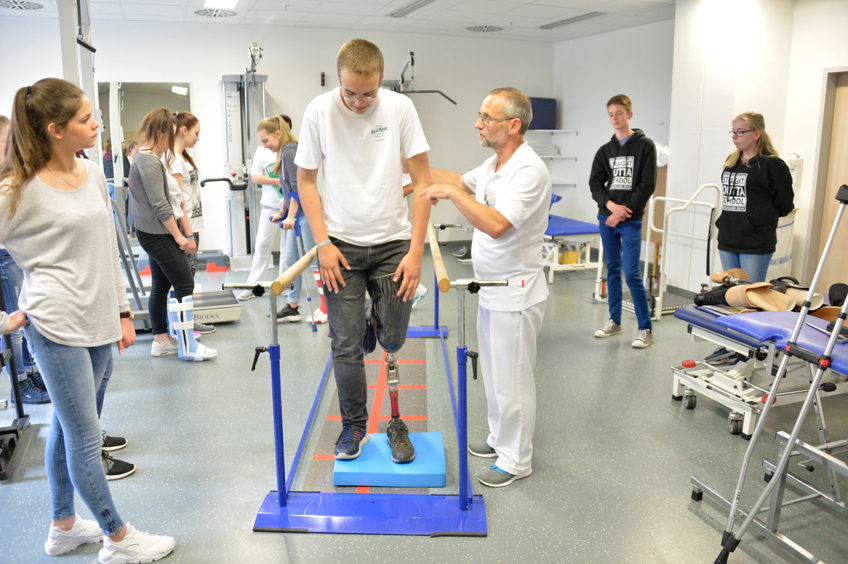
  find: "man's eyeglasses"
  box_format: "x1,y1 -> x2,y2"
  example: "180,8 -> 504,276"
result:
730,129 -> 753,137
343,92 -> 378,103
477,113 -> 514,126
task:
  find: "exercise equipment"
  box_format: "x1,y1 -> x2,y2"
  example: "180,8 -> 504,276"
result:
110,198 -> 242,330
689,184 -> 848,563
542,194 -> 602,284
0,278 -> 29,481
406,222 -> 457,338
382,51 -> 457,105
226,222 -> 503,535
219,43 -> 268,269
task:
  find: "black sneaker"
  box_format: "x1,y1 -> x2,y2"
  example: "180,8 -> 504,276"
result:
11,377 -> 51,405
452,246 -> 468,257
275,304 -> 302,323
704,346 -> 740,366
102,431 -> 127,452
28,372 -> 47,392
457,249 -> 472,263
334,424 -> 369,460
101,450 -> 135,480
387,418 -> 415,464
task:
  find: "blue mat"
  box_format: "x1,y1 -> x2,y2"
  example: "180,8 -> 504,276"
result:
333,432 -> 446,487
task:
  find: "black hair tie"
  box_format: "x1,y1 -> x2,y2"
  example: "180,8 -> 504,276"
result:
26,86 -> 32,98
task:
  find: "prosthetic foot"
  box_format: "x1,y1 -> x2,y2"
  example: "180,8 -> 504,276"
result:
168,297 -> 217,361
367,274 -> 415,464
386,354 -> 414,463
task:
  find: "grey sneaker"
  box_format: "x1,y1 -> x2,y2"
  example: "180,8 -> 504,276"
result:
452,246 -> 468,257
632,329 -> 654,349
102,431 -> 127,452
468,441 -> 497,458
456,249 -> 472,263
478,464 -> 532,488
594,320 -> 622,338
237,290 -> 255,301
193,322 -> 216,334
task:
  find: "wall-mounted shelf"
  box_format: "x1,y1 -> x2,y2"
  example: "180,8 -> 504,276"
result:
528,129 -> 579,134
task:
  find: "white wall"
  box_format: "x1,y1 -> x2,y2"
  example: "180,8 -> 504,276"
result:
0,17 -> 554,252
783,0 -> 848,281
551,19 -> 675,226
665,0 -> 795,292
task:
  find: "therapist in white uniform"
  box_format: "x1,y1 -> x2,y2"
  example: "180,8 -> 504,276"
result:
423,87 -> 551,488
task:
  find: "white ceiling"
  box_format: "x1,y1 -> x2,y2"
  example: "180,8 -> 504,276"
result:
0,0 -> 675,43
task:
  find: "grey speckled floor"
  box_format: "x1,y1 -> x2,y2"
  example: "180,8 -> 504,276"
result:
2,245 -> 848,564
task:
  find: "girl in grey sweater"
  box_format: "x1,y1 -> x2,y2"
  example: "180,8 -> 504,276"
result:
0,78 -> 174,563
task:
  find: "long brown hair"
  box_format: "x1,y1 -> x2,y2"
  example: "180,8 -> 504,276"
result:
0,78 -> 85,219
136,107 -> 175,169
174,111 -> 199,171
724,111 -> 778,168
257,115 -> 297,176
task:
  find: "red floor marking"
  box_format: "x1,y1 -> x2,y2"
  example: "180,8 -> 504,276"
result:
325,415 -> 342,420
312,454 -> 335,461
364,359 -> 426,364
366,384 -> 426,390
356,486 -> 369,494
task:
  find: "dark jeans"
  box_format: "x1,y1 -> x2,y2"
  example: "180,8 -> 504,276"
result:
324,238 -> 410,428
137,230 -> 194,335
0,248 -> 36,380
598,214 -> 652,331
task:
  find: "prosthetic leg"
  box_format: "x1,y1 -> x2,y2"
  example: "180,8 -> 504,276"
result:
168,297 -> 218,361
367,274 -> 415,463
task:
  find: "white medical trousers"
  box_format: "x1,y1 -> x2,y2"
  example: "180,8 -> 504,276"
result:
477,300 -> 546,475
245,206 -> 284,285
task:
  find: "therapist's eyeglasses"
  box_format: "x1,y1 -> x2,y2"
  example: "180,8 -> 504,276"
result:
477,113 -> 514,126
730,129 -> 753,137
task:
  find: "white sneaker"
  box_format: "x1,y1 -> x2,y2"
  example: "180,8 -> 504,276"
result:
99,523 -> 175,564
45,515 -> 103,556
151,336 -> 178,357
412,284 -> 428,308
306,308 -> 328,324
237,290 -> 255,301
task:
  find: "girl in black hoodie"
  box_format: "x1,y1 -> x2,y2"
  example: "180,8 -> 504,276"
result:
716,112 -> 794,282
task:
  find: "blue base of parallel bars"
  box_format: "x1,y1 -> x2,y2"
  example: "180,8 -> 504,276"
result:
254,282 -> 486,537
253,491 -> 487,536
407,325 -> 448,338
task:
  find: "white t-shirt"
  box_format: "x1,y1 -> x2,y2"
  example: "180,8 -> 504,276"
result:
295,88 -> 430,246
251,146 -> 283,209
169,153 -> 204,231
161,155 -> 184,220
463,141 -> 552,312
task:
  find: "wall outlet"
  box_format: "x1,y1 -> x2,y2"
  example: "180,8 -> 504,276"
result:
465,227 -> 474,233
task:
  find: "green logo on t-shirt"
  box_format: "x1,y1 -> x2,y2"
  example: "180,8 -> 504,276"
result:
265,162 -> 282,199
371,125 -> 388,139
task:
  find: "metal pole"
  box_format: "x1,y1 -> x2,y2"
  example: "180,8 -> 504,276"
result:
268,291 -> 286,507
457,290 -> 468,511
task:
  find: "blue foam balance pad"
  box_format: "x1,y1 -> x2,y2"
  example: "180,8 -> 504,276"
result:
333,432 -> 446,487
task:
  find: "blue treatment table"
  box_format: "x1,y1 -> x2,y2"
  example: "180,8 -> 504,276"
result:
671,306 -> 848,439
541,215 -> 602,284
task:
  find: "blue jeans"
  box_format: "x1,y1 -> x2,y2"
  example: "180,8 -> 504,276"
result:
0,248 -> 37,381
598,215 -> 652,331
29,326 -> 124,535
323,238 -> 410,428
283,217 -> 318,304
719,250 -> 773,284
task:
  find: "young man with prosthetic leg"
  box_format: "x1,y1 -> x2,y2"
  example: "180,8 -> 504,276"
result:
296,39 -> 432,464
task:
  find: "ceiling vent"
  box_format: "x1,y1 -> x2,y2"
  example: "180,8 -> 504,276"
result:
466,25 -> 503,33
194,8 -> 237,18
0,1 -> 44,10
